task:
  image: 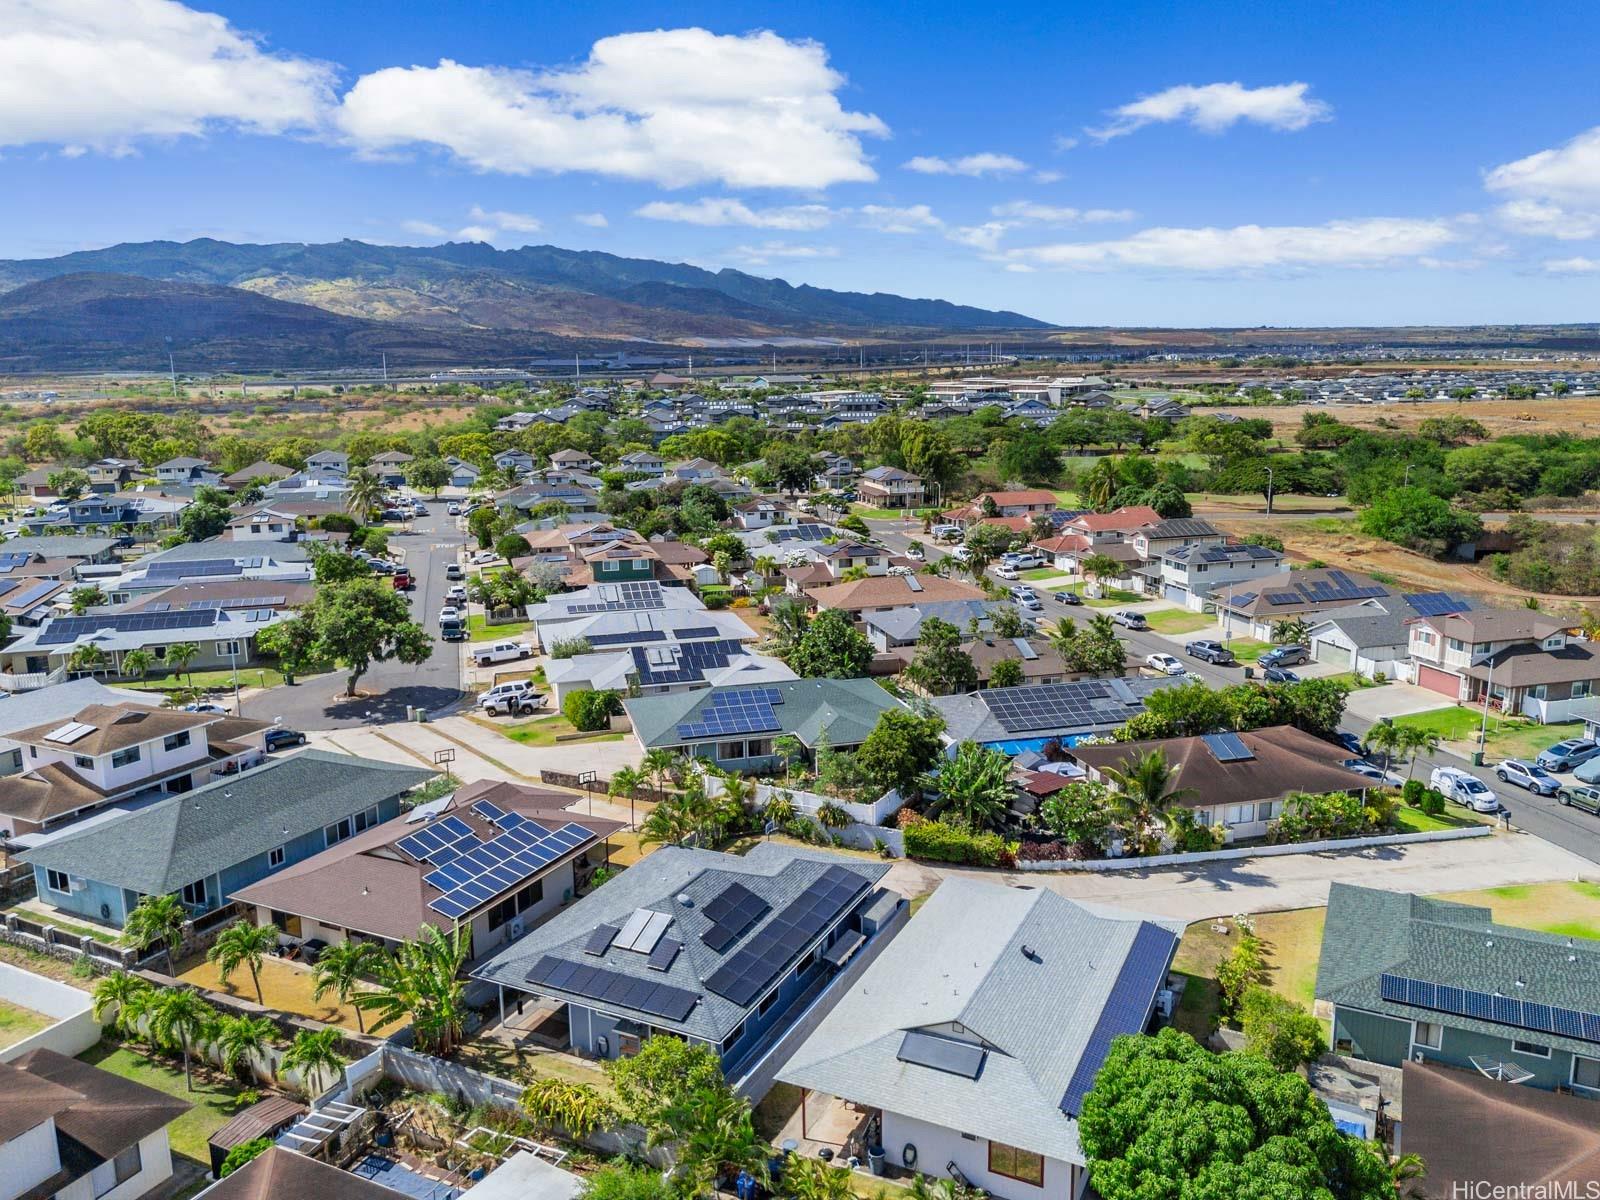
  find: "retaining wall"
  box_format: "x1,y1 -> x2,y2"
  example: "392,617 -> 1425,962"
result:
0,960 -> 99,1062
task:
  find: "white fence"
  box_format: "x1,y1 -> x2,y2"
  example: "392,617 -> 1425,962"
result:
0,960 -> 99,1062
1012,824 -> 1492,873
0,666 -> 65,693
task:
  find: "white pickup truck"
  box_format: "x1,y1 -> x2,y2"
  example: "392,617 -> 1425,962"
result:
471,640 -> 534,668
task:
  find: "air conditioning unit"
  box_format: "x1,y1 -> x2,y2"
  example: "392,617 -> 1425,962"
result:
508,917 -> 526,940
1154,989 -> 1175,1019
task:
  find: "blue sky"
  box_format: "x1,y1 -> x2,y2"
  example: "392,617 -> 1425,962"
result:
4,0 -> 1600,326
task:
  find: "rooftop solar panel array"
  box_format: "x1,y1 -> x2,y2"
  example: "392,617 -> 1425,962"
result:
1404,591 -> 1473,617
982,678 -> 1152,735
425,821 -> 591,919
1059,923 -> 1178,1115
1262,569 -> 1388,607
395,815 -> 477,863
897,1030 -> 986,1078
700,882 -> 771,952
1379,972 -> 1600,1044
36,608 -> 220,645
565,581 -> 668,614
6,581 -> 59,609
526,954 -> 699,1022
704,865 -> 868,1007
1201,732 -> 1254,762
0,552 -> 35,572
146,559 -> 245,578
630,639 -> 747,687
676,687 -> 786,741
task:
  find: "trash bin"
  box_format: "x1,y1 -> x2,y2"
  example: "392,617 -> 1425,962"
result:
868,1148 -> 886,1176
1471,750 -> 1485,766
1243,666 -> 1255,680
405,705 -> 416,721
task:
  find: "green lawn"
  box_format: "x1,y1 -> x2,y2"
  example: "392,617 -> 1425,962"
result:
1227,638 -> 1273,663
1141,608 -> 1215,635
1020,567 -> 1070,582
1435,881 -> 1600,941
4,905 -> 111,941
1323,671 -> 1382,690
1392,803 -> 1495,834
1057,581 -> 1140,607
499,714 -> 625,747
851,503 -> 926,521
123,665 -> 298,693
1392,707 -> 1578,759
0,999 -> 51,1050
79,1041 -> 264,1167
467,614 -> 534,643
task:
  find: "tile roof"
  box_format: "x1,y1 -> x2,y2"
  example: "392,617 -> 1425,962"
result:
1067,506 -> 1161,532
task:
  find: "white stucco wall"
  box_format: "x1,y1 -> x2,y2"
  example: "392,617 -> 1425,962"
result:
879,1110 -> 1078,1200
56,1130 -> 174,1200
0,961 -> 99,1064
0,1118 -> 62,1199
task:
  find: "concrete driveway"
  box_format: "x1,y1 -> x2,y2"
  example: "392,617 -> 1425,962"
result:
1345,681 -> 1451,722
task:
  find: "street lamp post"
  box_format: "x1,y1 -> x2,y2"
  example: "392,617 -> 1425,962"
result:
228,642 -> 242,717
1263,465 -> 1275,516
1403,464 -> 1413,487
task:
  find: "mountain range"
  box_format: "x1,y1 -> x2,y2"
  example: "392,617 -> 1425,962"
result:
0,238 -> 1048,370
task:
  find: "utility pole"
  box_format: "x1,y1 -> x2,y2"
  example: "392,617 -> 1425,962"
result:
575,353 -> 581,380
381,352 -> 388,384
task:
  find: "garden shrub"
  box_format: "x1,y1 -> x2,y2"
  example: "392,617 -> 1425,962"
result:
1402,779 -> 1426,808
220,1138 -> 274,1177
903,818 -> 1011,866
562,688 -> 620,732
1420,788 -> 1446,817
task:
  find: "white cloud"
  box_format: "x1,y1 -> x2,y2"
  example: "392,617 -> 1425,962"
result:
454,225 -> 498,243
1545,256 -> 1600,274
733,241 -> 839,266
336,28 -> 885,189
947,222 -> 1011,252
401,219 -> 448,237
1493,199 -> 1600,241
1052,135 -> 1079,152
991,201 -> 1135,224
903,152 -> 1027,176
1004,216 -> 1460,271
1091,81 -> 1331,140
856,204 -> 943,233
1486,126 -> 1600,210
1032,169 -> 1064,183
469,205 -> 540,233
0,0 -> 337,153
635,198 -> 833,230
574,212 -> 609,228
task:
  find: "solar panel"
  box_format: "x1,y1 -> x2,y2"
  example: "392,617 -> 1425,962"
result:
525,955 -> 698,1022
1404,592 -> 1472,618
1013,638 -> 1039,661
36,608 -> 220,645
704,865 -> 867,1007
426,821 -> 592,919
585,925 -> 619,956
676,687 -> 784,741
701,882 -> 771,951
647,938 -> 681,972
7,581 -> 59,609
982,679 -> 1161,736
44,721 -> 95,745
1380,971 -> 1600,1046
1201,732 -> 1254,762
471,799 -> 509,824
1060,923 -> 1178,1115
897,1030 -> 985,1078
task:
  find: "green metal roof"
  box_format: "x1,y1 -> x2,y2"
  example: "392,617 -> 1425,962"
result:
624,678 -> 902,751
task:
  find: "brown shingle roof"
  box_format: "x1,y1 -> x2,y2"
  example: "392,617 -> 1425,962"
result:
1463,641 -> 1600,688
809,574 -> 985,613
0,1056 -> 81,1144
9,704 -> 219,757
10,1048 -> 191,1175
199,1146 -> 400,1200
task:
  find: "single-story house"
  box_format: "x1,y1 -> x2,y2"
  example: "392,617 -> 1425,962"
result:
863,600 -> 1021,653
809,574 -> 987,624
472,843 -> 897,1080
18,751 -> 433,928
778,878 -> 1179,1200
544,640 -> 795,708
1213,567 -> 1395,643
932,676 -> 1179,755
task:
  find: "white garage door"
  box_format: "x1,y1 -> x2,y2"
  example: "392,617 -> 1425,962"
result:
1312,637 -> 1353,668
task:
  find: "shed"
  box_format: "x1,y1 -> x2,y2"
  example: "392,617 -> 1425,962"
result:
207,1094 -> 306,1177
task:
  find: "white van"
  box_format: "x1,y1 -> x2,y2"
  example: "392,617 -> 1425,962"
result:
471,640 -> 534,668
1429,766 -> 1502,813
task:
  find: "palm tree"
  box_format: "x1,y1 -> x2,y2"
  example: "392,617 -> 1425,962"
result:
311,940 -> 384,1034
641,747 -> 679,802
67,644 -> 106,677
1581,608 -> 1600,642
653,1087 -> 770,1198
1389,1152 -> 1427,1192
608,765 -> 646,827
1363,721 -> 1402,774
351,925 -> 471,1055
1088,612 -> 1119,643
1270,618 -> 1310,645
345,469 -> 385,521
207,920 -> 278,1005
147,988 -> 215,1091
121,648 -> 155,689
166,641 -> 201,688
215,1014 -> 276,1083
1102,748 -> 1195,848
91,971 -> 153,1041
1080,553 -> 1124,590
122,893 -> 188,976
281,1028 -> 345,1097
638,792 -> 698,848
1398,725 -> 1442,781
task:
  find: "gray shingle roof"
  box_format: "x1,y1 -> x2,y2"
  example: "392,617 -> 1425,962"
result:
1316,883 -> 1600,1060
0,679 -> 159,740
18,750 -> 433,895
472,844 -> 887,1042
625,678 -> 902,751
778,879 -> 1180,1166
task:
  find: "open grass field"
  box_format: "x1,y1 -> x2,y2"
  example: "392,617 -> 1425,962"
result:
1391,803 -> 1496,834
467,614 -> 534,643
499,714 -> 626,748
0,998 -> 51,1049
1433,881 -> 1600,941
1391,707 -> 1577,759
1141,608 -> 1215,634
1020,567 -> 1070,583
1225,638 -> 1273,663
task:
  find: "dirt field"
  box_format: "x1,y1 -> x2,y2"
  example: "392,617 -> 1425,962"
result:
1202,396 -> 1600,440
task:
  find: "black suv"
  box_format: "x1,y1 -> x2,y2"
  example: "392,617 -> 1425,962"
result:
1184,639 -> 1237,665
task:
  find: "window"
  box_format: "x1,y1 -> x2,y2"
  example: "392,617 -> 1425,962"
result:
1225,803 -> 1253,825
1576,681 -> 1593,699
758,989 -> 780,1016
988,1141 -> 1045,1188
746,738 -> 772,758
4,748 -> 19,771
719,740 -> 746,760
1511,1039 -> 1550,1058
110,745 -> 141,768
516,879 -> 544,912
181,878 -> 208,907
93,1143 -> 142,1196
325,817 -> 353,846
74,755 -> 93,769
1256,801 -> 1277,822
723,1021 -> 747,1051
268,845 -> 285,869
163,730 -> 191,752
1574,1055 -> 1600,1091
354,804 -> 380,833
45,869 -> 71,894
216,640 -> 241,657
1413,1021 -> 1442,1051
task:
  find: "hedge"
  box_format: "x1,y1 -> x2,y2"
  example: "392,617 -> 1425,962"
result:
903,819 -> 1012,866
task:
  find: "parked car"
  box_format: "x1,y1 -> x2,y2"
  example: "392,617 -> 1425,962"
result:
994,563 -> 1019,580
391,567 -> 412,589
1112,610 -> 1149,630
932,524 -> 963,542
447,503 -> 461,516
479,680 -> 544,716
180,701 -> 229,715
470,550 -> 499,565
1259,644 -> 1311,668
1055,589 -> 1083,606
410,503 -> 428,517
444,563 -> 464,581
380,507 -> 408,521
1009,585 -> 1037,603
1497,758 -> 1561,796
951,546 -> 973,563
1003,552 -> 1045,569
439,605 -> 463,625
905,543 -> 925,561
1145,652 -> 1185,676
1559,784 -> 1600,815
365,558 -> 394,575
1430,766 -> 1502,812
439,614 -> 466,642
1014,594 -> 1043,612
1537,738 -> 1600,772
472,640 -> 534,667
1337,731 -> 1367,756
1262,666 -> 1301,683
1343,760 -> 1403,788
1184,639 -> 1237,665
445,584 -> 468,603
264,728 -> 307,751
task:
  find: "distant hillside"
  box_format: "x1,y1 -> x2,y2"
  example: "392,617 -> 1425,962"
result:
0,272 -> 595,370
0,237 -> 1049,354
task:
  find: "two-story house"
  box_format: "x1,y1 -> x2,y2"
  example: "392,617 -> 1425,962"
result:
225,505 -> 299,542
1317,883 -> 1600,1098
304,450 -> 349,476
152,456 -> 220,488
1409,607 -> 1600,722
494,449 -> 536,477
668,457 -> 725,485
580,541 -> 661,584
1154,541 -> 1283,610
732,499 -> 789,530
1030,506 -> 1162,576
367,449 -> 414,485
85,459 -> 140,494
857,466 -> 925,510
18,751 -> 433,929
617,450 -> 666,477
550,448 -> 601,474
0,703 -> 269,839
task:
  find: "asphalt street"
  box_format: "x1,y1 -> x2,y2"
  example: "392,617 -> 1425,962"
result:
867,516 -> 1600,869
257,504 -> 468,732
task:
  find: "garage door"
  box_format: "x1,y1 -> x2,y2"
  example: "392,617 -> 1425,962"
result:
1311,637 -> 1353,668
1416,664 -> 1461,699
1163,583 -> 1188,605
